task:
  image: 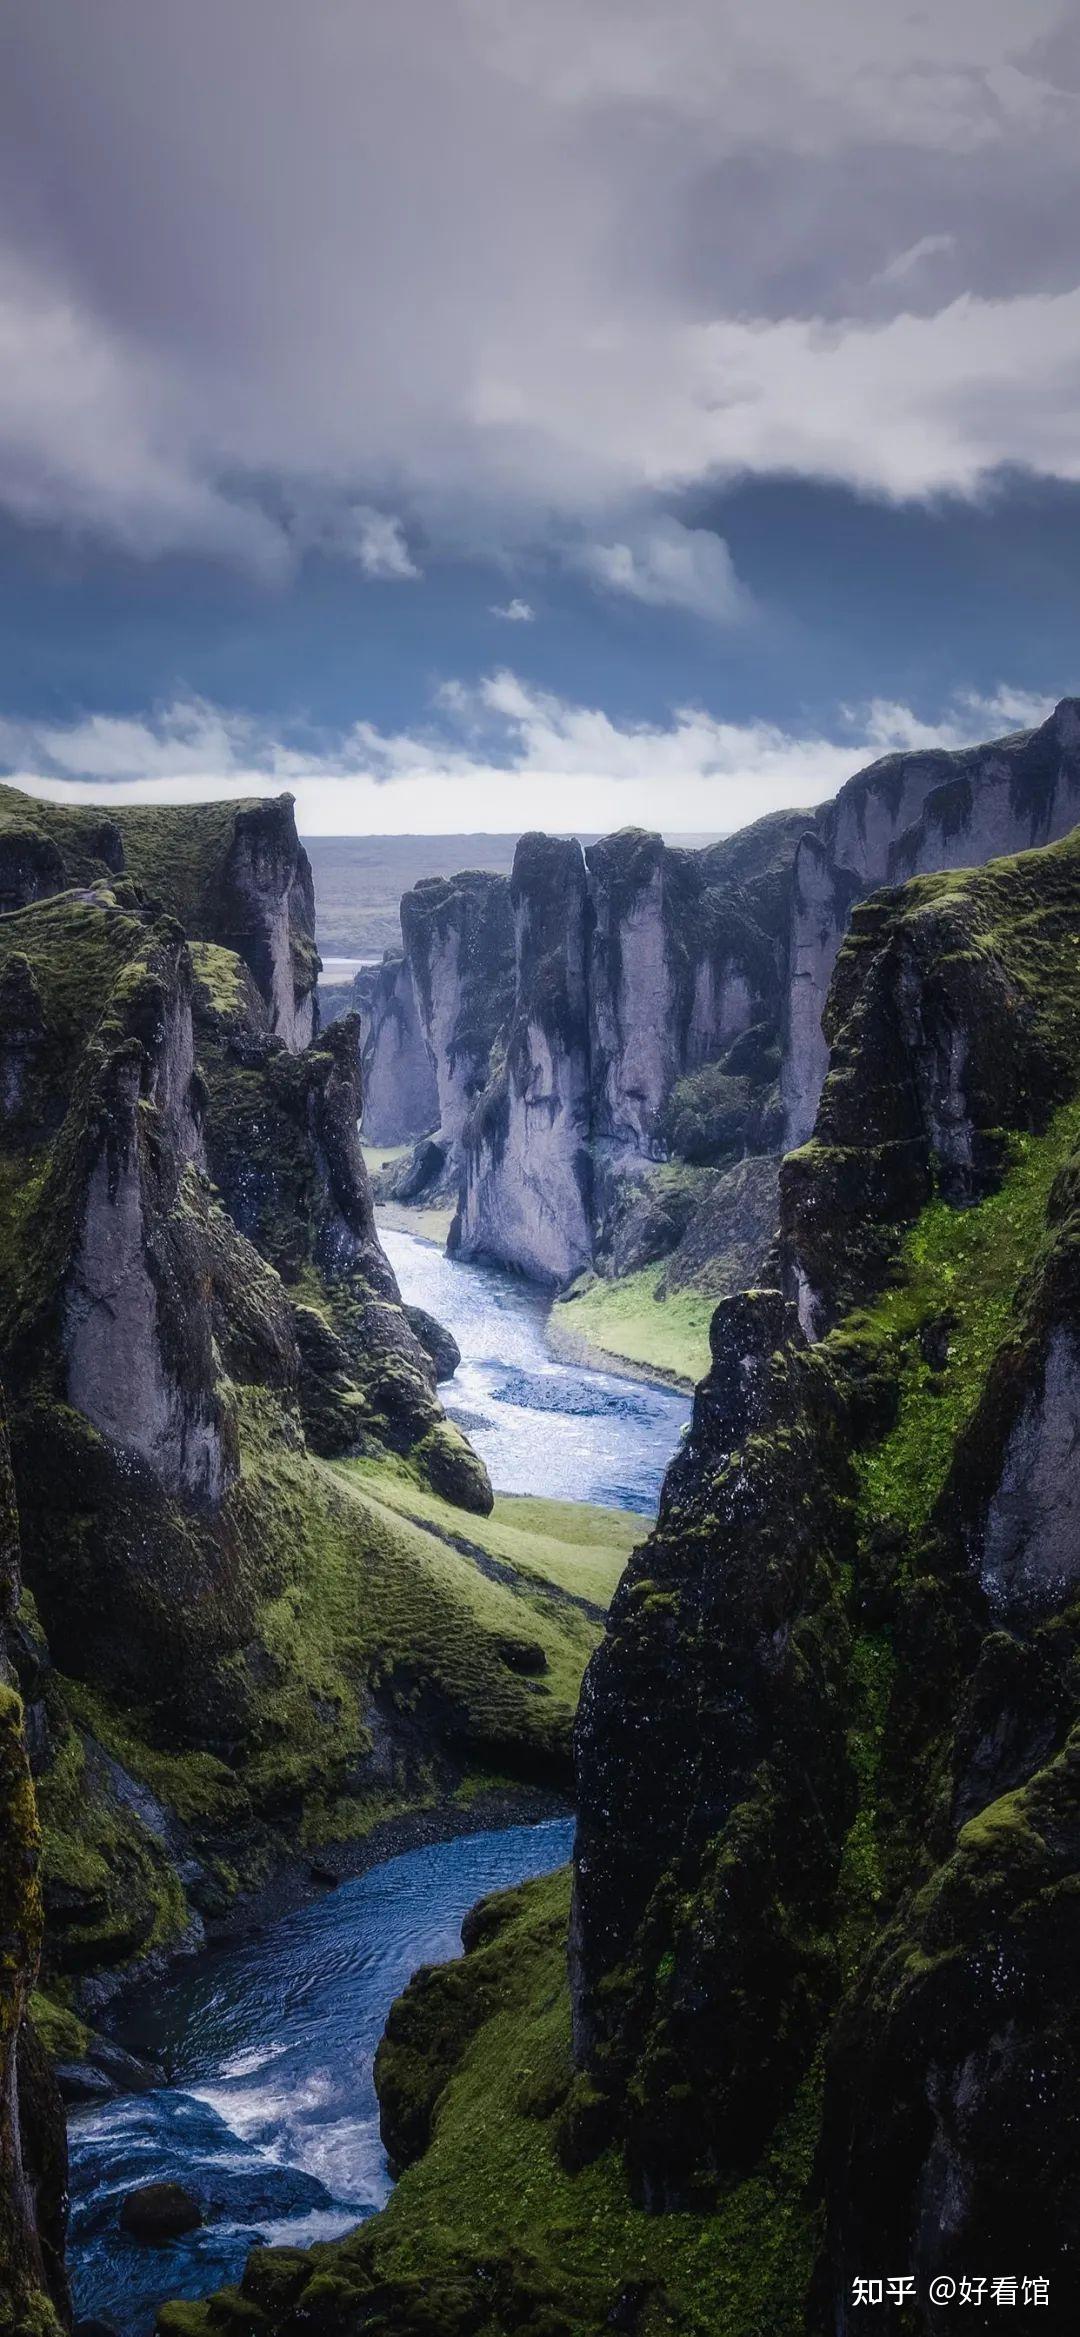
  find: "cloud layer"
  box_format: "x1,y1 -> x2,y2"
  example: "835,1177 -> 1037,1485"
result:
0,678 -> 1053,837
2,0 -> 1079,577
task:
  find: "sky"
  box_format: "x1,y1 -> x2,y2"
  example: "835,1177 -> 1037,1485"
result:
1,0 -> 1079,835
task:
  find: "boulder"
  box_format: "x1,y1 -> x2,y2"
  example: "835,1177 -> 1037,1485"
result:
119,2183 -> 203,2241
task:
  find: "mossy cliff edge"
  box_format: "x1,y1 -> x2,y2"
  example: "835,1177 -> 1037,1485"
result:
0,1395 -> 67,2337
0,791 -> 632,2186
198,825 -> 1080,2336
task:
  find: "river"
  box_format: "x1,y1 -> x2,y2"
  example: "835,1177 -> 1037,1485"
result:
68,1231 -> 690,2333
380,1224 -> 688,1514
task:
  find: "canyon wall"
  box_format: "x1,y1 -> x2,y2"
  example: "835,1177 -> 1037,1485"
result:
0,1399 -> 69,2337
400,870 -> 514,1163
356,952 -> 439,1147
0,786 -> 321,1051
351,871 -> 515,1178
458,834 -> 595,1285
456,813 -> 801,1284
781,695 -> 1080,1145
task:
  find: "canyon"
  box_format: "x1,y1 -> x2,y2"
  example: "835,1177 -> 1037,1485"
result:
4,716 -> 1080,2336
356,702 -> 1080,1377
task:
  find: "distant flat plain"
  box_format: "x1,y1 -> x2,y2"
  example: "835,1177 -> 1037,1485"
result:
305,832 -> 721,958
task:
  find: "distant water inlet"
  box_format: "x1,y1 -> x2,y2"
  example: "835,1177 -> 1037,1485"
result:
69,1821 -> 575,2336
380,1224 -> 689,1513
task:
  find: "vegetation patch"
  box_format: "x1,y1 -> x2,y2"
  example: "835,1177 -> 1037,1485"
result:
553,1266 -> 713,1386
839,1098 -> 1080,1536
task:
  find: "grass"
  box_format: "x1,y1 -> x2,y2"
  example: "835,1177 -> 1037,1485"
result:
844,1098 -> 1080,1536
552,1265 -> 714,1386
188,940 -> 247,1021
317,1456 -> 633,1732
342,1459 -> 640,1612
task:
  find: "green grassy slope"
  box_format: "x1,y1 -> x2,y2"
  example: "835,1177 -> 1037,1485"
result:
551,1267 -> 714,1387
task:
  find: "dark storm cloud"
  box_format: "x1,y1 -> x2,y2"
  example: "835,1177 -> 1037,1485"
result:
1,0 -> 1078,574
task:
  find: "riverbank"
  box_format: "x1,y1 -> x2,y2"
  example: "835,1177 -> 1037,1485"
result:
376,1196 -> 456,1244
544,1299 -> 697,1392
103,1778 -> 571,2020
64,1231 -> 680,2333
371,1189 -> 711,1391
549,1264 -> 713,1389
40,1451 -> 636,2085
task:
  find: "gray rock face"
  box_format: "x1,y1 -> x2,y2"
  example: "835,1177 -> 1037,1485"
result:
979,1329 -> 1080,1620
781,697 -> 1080,1146
456,819 -> 796,1285
357,952 -> 439,1147
63,951 -> 229,1503
401,870 -> 514,1159
215,799 -> 320,1051
402,703 -> 1080,1295
457,835 -> 594,1285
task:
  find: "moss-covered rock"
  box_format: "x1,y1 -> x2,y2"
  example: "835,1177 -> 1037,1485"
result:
0,786 -> 318,1050
0,1394 -> 69,2337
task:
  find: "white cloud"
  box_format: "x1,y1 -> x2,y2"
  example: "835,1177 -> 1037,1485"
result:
0,248 -> 285,569
848,685 -> 1055,755
473,286 -> 1080,507
342,507 -> 421,580
491,596 -> 535,621
0,676 -> 1056,836
580,519 -> 747,621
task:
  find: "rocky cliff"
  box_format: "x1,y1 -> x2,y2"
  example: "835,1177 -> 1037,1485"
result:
570,822 -> 1080,2323
782,696 -> 1080,1146
353,953 -> 439,1148
214,820 -> 1080,2335
456,816 -> 799,1287
349,870 -> 515,1189
0,787 -> 320,1052
407,706 -> 1080,1346
457,834 -> 594,1284
397,870 -> 514,1182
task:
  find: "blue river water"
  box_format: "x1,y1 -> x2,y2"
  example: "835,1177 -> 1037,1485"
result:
379,1223 -> 688,1514
69,1821 -> 574,2333
68,1232 -> 690,2332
